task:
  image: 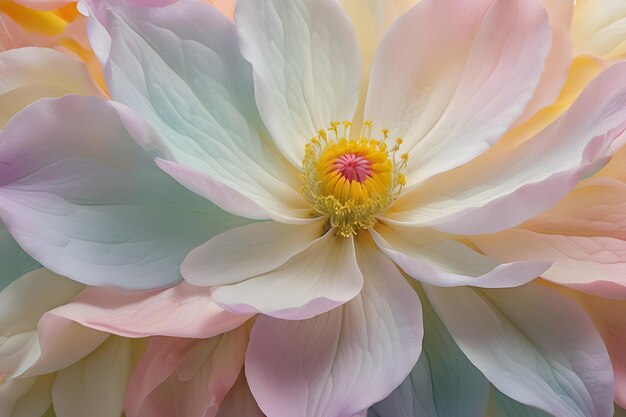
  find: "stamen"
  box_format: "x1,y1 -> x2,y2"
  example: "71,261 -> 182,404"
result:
301,120 -> 407,237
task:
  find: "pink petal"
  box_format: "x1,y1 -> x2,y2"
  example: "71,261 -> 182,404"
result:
577,293 -> 626,408
389,61 -> 626,235
365,0 -> 551,185
47,282 -> 252,339
215,371 -> 265,417
124,325 -> 249,417
245,239 -> 423,417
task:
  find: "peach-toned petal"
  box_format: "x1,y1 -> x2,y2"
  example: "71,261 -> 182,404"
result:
571,0 -> 626,59
0,47 -> 103,128
125,325 -> 249,417
47,282 -> 252,339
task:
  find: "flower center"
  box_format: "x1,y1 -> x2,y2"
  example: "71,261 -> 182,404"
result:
302,121 -> 407,237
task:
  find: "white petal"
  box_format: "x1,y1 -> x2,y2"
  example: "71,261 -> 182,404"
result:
183,221 -> 324,287
236,0 -> 361,164
424,283 -> 614,417
371,225 -> 549,288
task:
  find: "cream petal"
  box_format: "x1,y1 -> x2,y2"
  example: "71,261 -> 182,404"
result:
236,0 -> 361,165
182,221 -> 324,287
211,232 -> 363,320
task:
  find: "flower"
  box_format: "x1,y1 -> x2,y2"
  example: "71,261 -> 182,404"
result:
1,0 -> 626,416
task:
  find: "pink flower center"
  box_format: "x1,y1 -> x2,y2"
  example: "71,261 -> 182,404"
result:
332,153 -> 372,183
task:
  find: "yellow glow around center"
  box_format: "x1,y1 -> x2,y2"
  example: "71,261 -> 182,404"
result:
302,121 -> 407,237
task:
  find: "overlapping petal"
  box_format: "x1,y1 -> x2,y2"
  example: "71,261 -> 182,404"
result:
389,61 -> 626,234
103,1 -> 310,222
182,221 -> 324,287
371,287 -> 489,417
0,95 -> 250,288
571,0 -> 626,59
210,232 -> 362,320
52,336 -> 134,417
486,387 -> 553,417
124,325 -> 249,417
246,240 -> 422,417
0,47 -> 103,128
365,0 -> 552,185
473,146 -> 626,297
0,223 -> 39,291
216,371 -> 265,417
236,0 -> 361,165
47,282 -> 252,338
371,224 -> 550,288
424,283 -> 614,417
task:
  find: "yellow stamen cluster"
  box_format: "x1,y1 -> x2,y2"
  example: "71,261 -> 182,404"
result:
302,120 -> 407,237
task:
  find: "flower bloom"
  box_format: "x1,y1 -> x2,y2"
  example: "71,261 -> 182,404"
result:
1,0 -> 626,416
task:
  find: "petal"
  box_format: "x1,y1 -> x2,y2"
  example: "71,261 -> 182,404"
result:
0,268 -> 82,333
486,387 -> 553,417
245,239 -> 423,417
17,312 -> 108,379
473,228 -> 626,299
571,0 -> 626,59
389,61 -> 626,234
575,293 -> 626,409
0,375 -> 55,417
338,0 -> 417,129
52,336 -> 134,417
0,222 -> 39,291
211,232 -> 363,320
47,282 -> 251,338
424,283 -> 614,417
365,0 -> 551,185
0,47 -> 103,128
216,371 -> 265,417
371,224 -> 549,288
371,286 -> 489,417
0,95 -> 250,289
473,167 -> 626,297
236,0 -> 361,164
0,269 -> 108,380
182,221 -> 324,287
124,326 -> 249,417
104,1 -> 308,220
515,0 -> 573,123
